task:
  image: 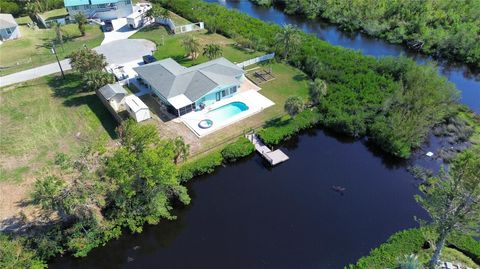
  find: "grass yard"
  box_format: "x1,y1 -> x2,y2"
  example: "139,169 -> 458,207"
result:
0,74 -> 117,183
0,23 -> 103,76
130,26 -> 263,66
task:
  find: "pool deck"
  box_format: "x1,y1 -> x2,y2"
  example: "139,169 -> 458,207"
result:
180,89 -> 274,137
246,133 -> 289,166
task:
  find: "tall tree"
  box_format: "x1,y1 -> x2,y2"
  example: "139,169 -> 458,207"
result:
69,47 -> 107,73
182,35 -> 200,60
106,120 -> 190,232
202,43 -> 223,60
84,71 -> 115,91
275,24 -> 301,60
308,78 -> 327,105
74,13 -> 87,36
284,96 -> 304,118
416,149 -> 480,269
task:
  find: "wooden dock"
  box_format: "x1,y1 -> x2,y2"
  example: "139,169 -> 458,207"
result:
246,134 -> 289,166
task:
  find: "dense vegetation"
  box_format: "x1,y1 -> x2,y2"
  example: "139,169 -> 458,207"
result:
350,228 -> 480,269
250,0 -> 480,69
158,0 -> 460,158
0,120 -> 190,264
1,0 -> 64,17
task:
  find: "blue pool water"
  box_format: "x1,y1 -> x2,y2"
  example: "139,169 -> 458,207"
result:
206,101 -> 249,123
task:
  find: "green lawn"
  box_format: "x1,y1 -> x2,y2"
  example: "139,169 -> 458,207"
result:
0,23 -> 103,76
0,74 -> 116,182
130,26 -> 263,66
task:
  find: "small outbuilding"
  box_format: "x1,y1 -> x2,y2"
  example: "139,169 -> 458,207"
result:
0,14 -> 20,41
124,95 -> 150,122
97,83 -> 128,111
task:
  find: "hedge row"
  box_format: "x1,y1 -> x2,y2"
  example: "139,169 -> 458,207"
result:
448,233 -> 480,264
351,228 -> 480,269
258,109 -> 322,146
353,228 -> 427,269
221,137 -> 255,162
178,137 -> 256,182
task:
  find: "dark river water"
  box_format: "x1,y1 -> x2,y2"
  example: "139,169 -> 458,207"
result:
50,1 -> 478,268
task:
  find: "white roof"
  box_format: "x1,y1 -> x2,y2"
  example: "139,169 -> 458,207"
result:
124,95 -> 148,113
167,94 -> 193,109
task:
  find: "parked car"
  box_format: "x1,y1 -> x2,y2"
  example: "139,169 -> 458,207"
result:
102,20 -> 114,32
142,55 -> 157,64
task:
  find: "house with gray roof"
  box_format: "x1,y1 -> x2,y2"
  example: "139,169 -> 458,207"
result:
0,14 -> 20,41
64,0 -> 133,21
134,57 -> 245,116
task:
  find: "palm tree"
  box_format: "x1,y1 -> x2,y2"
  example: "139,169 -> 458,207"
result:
74,13 -> 87,36
397,254 -> 423,269
202,44 -> 222,60
173,137 -> 190,164
182,36 -> 200,60
309,78 -> 328,105
284,96 -> 304,118
275,24 -> 301,60
24,1 -> 41,24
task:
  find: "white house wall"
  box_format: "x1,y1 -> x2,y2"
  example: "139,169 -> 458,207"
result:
67,1 -> 133,20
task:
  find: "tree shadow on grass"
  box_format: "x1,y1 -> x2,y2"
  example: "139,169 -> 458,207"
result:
293,73 -> 308,82
263,116 -> 291,128
47,74 -> 118,139
63,94 -> 119,139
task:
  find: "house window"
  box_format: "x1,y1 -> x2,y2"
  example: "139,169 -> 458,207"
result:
221,89 -> 227,97
230,86 -> 237,95
6,28 -> 12,35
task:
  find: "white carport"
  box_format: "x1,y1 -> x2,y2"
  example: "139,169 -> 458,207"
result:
124,95 -> 150,122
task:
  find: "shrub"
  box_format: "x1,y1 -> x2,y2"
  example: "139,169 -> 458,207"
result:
353,228 -> 426,269
178,152 -> 223,182
447,233 -> 480,264
221,137 -> 255,162
258,109 -> 322,146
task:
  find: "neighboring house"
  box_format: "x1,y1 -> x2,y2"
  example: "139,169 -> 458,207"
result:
0,14 -> 20,41
134,57 -> 245,117
64,0 -> 133,21
96,83 -> 128,122
124,95 -> 150,122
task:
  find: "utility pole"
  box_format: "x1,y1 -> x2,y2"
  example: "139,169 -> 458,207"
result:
51,42 -> 65,79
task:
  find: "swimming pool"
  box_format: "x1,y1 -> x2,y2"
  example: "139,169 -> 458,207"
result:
205,101 -> 249,124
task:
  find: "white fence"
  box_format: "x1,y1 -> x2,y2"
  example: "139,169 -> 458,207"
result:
236,53 -> 275,69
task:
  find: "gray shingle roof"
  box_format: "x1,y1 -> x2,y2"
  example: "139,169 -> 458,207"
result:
98,84 -> 128,100
134,57 -> 244,102
0,14 -> 18,29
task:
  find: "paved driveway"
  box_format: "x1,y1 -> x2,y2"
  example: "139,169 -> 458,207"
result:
94,39 -> 156,65
101,18 -> 151,45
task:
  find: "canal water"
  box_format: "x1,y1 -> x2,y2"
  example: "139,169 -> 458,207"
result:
50,1 -> 478,268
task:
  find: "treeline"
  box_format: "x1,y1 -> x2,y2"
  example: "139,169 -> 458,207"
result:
158,0 -> 459,158
250,0 -> 480,69
1,120 -> 190,267
1,0 -> 64,17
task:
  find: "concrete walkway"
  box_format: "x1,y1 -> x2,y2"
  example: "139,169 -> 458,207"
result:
0,59 -> 71,88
